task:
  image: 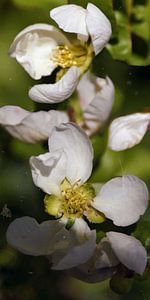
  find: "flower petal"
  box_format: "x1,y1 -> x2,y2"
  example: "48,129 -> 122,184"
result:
109,113 -> 150,151
48,123 -> 93,184
50,5 -> 88,41
52,218 -> 96,270
84,76 -> 114,133
30,150 -> 67,195
9,23 -> 70,79
7,216 -> 70,256
107,232 -> 147,275
5,110 -> 69,143
29,67 -> 80,103
92,175 -> 148,226
86,3 -> 112,55
0,105 -> 29,125
95,237 -> 119,269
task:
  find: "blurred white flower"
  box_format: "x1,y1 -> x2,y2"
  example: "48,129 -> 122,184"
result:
7,216 -> 96,270
0,105 -> 69,143
76,71 -> 114,135
70,232 -> 147,283
29,123 -> 148,226
108,113 -> 150,151
9,3 -> 112,104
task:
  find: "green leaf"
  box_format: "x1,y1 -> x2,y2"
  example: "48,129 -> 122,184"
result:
11,0 -> 67,9
107,1 -> 150,66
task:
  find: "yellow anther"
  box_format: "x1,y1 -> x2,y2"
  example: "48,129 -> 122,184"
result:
52,45 -> 89,69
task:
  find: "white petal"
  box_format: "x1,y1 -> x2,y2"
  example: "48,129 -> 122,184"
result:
107,232 -> 147,275
92,175 -> 148,226
86,3 -> 112,55
95,237 -> 119,269
0,105 -> 29,125
7,216 -> 70,256
30,150 -> 67,195
52,218 -> 96,270
84,76 -> 114,131
50,5 -> 89,41
29,67 -> 80,103
9,23 -> 70,79
48,123 -> 93,184
9,110 -> 68,143
109,113 -> 150,151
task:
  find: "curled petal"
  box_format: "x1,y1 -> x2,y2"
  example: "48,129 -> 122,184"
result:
29,67 -> 80,103
52,218 -> 96,270
48,123 -> 93,184
107,232 -> 147,275
77,72 -> 114,134
86,3 -> 112,55
92,175 -> 148,226
9,23 -> 70,79
50,5 -> 88,41
0,105 -> 29,125
7,216 -> 70,256
30,150 -> 67,195
4,109 -> 69,143
109,113 -> 150,151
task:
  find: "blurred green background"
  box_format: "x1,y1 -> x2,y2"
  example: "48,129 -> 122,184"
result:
0,0 -> 150,299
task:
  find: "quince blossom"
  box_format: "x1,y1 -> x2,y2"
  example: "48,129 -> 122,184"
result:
0,105 -> 68,143
75,71 -> 114,135
9,3 -> 112,104
29,123 -> 148,226
108,112 -> 150,151
6,123 -> 148,273
70,232 -> 147,283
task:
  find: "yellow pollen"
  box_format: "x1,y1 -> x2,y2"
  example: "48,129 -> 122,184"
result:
52,45 -> 88,69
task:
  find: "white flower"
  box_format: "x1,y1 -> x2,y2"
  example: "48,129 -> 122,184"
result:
0,105 -> 69,143
108,113 -> 150,151
9,3 -> 112,104
76,71 -> 114,135
7,216 -> 96,270
50,3 -> 112,55
29,123 -> 148,226
70,232 -> 147,283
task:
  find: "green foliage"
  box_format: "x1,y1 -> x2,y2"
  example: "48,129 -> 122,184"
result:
107,0 -> 150,65
11,0 -> 67,9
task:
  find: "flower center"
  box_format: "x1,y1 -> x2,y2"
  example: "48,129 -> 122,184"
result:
44,179 -> 95,219
52,44 -> 93,71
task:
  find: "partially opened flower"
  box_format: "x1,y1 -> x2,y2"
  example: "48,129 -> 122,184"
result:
0,105 -> 69,143
29,123 -> 148,226
9,3 -> 112,104
70,232 -> 147,283
108,113 -> 150,151
75,71 -> 114,135
7,216 -> 96,270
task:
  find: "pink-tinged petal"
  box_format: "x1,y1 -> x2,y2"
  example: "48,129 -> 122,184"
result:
48,123 -> 93,184
52,218 -> 96,270
30,150 -> 67,195
109,113 -> 150,151
92,175 -> 148,226
9,23 -> 70,79
86,3 -> 112,55
0,106 -> 29,125
29,67 -> 80,103
50,5 -> 88,41
107,232 -> 147,275
7,217 -> 70,256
